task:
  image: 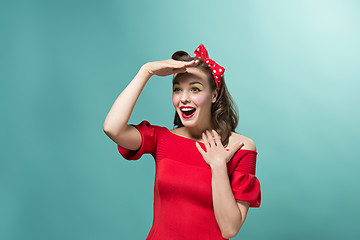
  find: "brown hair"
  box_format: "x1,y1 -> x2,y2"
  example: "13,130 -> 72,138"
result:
171,50 -> 239,148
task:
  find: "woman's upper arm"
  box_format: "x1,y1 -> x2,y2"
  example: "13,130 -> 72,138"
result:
106,124 -> 142,151
111,120 -> 158,160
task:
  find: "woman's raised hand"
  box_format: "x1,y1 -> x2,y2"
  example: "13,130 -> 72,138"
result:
195,129 -> 245,168
143,59 -> 200,77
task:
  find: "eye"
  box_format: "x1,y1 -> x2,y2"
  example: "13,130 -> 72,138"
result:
173,87 -> 181,92
191,87 -> 201,92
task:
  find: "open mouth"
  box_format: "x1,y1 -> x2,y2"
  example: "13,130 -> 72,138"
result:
181,108 -> 196,116
180,107 -> 196,118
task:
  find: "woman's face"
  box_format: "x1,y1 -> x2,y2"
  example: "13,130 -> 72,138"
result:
172,67 -> 217,128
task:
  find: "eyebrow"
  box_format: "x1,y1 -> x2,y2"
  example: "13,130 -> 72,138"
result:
173,81 -> 203,86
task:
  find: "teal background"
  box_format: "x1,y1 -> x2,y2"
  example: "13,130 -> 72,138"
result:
1,0 -> 359,239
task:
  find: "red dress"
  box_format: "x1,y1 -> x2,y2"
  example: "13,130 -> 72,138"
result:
117,120 -> 261,240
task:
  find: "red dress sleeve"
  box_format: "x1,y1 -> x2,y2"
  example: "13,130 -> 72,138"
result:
117,120 -> 157,160
230,150 -> 261,208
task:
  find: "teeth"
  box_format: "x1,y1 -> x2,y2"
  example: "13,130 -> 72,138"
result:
181,108 -> 195,111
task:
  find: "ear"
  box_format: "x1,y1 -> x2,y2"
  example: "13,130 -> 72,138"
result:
211,90 -> 217,103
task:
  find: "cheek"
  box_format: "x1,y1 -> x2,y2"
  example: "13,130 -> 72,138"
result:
193,94 -> 209,106
172,94 -> 179,107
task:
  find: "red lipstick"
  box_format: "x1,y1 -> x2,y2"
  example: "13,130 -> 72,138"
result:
180,106 -> 196,119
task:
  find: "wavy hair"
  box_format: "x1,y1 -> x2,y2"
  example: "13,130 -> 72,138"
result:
171,50 -> 239,148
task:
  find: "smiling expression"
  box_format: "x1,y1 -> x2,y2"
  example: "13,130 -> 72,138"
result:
172,67 -> 217,128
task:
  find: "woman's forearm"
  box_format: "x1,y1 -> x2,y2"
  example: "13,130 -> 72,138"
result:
103,64 -> 152,135
211,163 -> 242,239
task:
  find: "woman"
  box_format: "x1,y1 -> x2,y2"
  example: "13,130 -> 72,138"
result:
103,44 -> 261,240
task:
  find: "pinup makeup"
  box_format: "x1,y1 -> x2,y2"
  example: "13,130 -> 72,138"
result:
172,66 -> 215,128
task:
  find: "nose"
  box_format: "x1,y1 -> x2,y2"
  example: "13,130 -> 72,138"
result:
180,90 -> 190,103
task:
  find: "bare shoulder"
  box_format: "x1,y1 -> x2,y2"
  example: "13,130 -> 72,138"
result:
230,132 -> 257,151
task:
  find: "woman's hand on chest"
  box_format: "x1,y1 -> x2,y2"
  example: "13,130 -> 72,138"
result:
195,129 -> 244,168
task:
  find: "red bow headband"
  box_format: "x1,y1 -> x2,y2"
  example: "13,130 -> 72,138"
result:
194,44 -> 225,94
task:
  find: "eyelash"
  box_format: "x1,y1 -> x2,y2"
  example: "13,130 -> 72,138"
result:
173,87 -> 201,93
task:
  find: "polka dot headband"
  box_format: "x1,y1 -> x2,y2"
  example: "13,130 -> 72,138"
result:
194,44 -> 225,94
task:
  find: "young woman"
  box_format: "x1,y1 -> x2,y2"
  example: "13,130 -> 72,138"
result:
103,44 -> 261,240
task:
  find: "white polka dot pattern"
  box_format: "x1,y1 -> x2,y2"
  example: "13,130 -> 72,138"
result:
193,44 -> 225,94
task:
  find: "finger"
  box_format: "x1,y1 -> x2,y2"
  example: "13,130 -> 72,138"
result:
202,132 -> 211,150
186,60 -> 199,66
172,68 -> 187,73
230,141 -> 244,156
206,130 -> 216,147
171,60 -> 198,70
212,129 -> 222,147
195,142 -> 205,155
176,60 -> 198,66
172,60 -> 193,65
170,63 -> 187,69
187,59 -> 199,64
169,59 -> 185,63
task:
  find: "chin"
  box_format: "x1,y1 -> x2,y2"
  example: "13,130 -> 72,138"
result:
181,121 -> 197,128
178,112 -> 199,127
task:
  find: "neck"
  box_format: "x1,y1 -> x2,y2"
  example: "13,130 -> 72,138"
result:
182,121 -> 214,141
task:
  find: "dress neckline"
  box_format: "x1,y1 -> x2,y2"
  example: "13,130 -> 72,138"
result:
164,127 -> 257,153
